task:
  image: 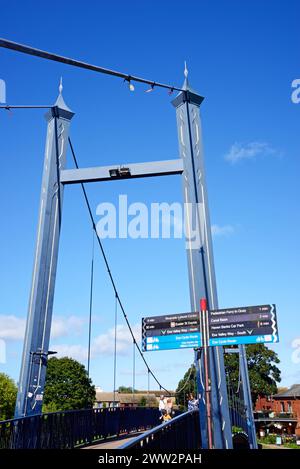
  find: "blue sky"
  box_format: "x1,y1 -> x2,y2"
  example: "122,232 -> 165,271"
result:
0,0 -> 299,392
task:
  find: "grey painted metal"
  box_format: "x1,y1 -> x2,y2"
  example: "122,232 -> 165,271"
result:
239,344 -> 258,448
0,38 -> 183,93
15,93 -> 74,418
60,159 -> 184,185
172,76 -> 233,448
12,68 -> 233,451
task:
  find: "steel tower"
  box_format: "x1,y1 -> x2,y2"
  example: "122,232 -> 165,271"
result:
15,84 -> 74,417
172,65 -> 233,448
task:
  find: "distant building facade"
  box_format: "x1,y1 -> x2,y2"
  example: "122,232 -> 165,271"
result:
255,384 -> 300,436
256,384 -> 300,416
94,390 -> 176,409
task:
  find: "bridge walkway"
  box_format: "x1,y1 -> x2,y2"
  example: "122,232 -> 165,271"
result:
83,432 -> 143,449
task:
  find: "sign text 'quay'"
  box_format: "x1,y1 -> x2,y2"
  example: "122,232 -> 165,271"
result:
142,313 -> 201,351
207,304 -> 279,346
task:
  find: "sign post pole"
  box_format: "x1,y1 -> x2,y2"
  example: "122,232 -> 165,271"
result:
200,298 -> 213,449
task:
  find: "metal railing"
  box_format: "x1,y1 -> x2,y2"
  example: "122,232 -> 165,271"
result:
0,407 -> 162,449
120,410 -> 201,450
253,411 -> 298,421
227,385 -> 248,434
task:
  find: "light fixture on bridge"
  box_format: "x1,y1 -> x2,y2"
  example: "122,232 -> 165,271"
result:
109,167 -> 131,178
124,77 -> 135,92
109,168 -> 119,178
119,167 -> 131,177
145,83 -> 155,93
30,349 -> 57,357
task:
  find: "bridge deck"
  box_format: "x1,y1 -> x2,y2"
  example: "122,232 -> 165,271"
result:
82,432 -> 143,450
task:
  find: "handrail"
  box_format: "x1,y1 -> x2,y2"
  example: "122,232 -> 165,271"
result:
120,410 -> 192,447
121,410 -> 201,450
0,406 -> 100,425
0,407 -> 162,449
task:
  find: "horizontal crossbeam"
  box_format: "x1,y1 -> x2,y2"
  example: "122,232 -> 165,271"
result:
60,159 -> 184,185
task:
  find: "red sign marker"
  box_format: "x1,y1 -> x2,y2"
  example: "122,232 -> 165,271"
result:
200,298 -> 207,312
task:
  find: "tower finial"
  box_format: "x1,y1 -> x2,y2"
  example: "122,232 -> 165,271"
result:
54,77 -> 72,112
184,61 -> 188,79
59,76 -> 63,95
172,63 -> 203,106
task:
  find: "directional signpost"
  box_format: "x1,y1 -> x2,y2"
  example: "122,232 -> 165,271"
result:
142,303 -> 279,450
207,304 -> 278,347
142,312 -> 201,351
142,304 -> 279,351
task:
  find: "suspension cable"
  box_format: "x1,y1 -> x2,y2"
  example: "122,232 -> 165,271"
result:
68,137 -> 171,395
87,229 -> 94,377
0,38 -> 182,93
175,364 -> 195,394
0,105 -> 53,109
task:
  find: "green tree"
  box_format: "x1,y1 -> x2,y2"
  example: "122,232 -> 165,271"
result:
43,357 -> 96,412
139,396 -> 147,407
225,344 -> 281,404
118,386 -> 138,393
0,373 -> 17,420
175,365 -> 197,409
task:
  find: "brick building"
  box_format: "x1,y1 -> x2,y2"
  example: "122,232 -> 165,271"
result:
255,384 -> 300,436
256,384 -> 300,416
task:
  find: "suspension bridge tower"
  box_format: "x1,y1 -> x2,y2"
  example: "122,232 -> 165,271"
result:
15,83 -> 74,417
172,65 -> 233,448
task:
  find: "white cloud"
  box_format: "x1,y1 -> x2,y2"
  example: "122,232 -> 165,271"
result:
0,314 -> 140,362
91,323 -> 141,357
0,315 -> 25,340
224,141 -> 277,163
120,365 -> 173,377
51,323 -> 141,362
50,316 -> 85,339
53,344 -> 88,361
211,224 -> 234,237
0,314 -> 85,341
120,369 -> 148,377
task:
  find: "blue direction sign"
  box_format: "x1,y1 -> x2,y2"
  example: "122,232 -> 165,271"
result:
207,304 -> 279,347
142,313 -> 201,351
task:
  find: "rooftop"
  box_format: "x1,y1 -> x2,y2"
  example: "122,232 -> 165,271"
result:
274,384 -> 300,398
95,391 -> 158,405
